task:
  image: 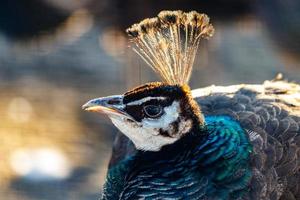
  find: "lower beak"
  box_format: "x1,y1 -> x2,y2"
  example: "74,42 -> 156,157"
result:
82,95 -> 127,117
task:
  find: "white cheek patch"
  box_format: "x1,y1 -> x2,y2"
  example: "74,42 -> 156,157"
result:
108,100 -> 193,151
110,117 -> 177,151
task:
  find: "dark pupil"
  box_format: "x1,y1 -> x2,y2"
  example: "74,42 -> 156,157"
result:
144,105 -> 161,117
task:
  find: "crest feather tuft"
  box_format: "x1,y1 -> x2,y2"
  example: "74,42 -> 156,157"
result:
126,10 -> 214,85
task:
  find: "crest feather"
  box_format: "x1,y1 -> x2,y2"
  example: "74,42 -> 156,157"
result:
126,10 -> 214,85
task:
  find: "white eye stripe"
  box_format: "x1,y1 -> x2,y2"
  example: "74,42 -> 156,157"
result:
127,96 -> 167,106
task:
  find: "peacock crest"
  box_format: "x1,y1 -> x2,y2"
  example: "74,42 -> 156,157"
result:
126,10 -> 214,85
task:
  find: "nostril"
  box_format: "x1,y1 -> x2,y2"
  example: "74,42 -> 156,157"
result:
107,99 -> 121,105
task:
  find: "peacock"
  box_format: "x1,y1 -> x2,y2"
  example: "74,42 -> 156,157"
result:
83,10 -> 300,200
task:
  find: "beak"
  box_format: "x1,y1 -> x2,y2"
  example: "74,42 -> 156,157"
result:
82,95 -> 129,118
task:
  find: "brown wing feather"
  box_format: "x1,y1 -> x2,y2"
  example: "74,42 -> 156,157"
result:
109,80 -> 300,199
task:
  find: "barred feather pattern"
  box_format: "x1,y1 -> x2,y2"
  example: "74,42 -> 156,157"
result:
192,80 -> 300,200
109,80 -> 300,200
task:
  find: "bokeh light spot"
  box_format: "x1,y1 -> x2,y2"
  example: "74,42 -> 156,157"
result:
7,97 -> 33,123
10,148 -> 72,181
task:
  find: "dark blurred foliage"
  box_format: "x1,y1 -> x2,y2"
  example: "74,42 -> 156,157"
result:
255,0 -> 300,59
0,0 -> 70,40
0,0 -> 253,39
93,0 -> 253,28
2,0 -> 300,61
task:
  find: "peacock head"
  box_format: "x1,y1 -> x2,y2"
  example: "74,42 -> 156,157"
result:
83,10 -> 214,151
82,82 -> 204,151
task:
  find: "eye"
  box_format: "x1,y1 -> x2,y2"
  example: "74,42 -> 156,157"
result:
143,105 -> 163,118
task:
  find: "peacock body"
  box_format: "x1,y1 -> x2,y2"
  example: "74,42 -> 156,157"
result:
106,81 -> 300,200
83,10 -> 300,200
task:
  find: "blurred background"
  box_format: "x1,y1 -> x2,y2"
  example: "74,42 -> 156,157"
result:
0,0 -> 300,199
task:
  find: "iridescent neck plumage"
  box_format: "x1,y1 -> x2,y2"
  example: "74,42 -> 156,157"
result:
103,116 -> 252,200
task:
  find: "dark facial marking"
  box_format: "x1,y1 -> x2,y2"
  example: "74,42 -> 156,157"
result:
158,118 -> 180,138
124,99 -> 172,122
159,128 -> 172,137
170,118 -> 180,133
124,105 -> 144,122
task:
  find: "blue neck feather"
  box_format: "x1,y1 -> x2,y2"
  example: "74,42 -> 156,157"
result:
103,115 -> 253,200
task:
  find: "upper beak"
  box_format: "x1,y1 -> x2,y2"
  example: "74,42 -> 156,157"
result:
82,95 -> 128,117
